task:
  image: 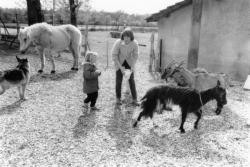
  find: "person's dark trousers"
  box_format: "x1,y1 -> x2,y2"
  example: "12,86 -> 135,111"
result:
115,61 -> 137,100
84,92 -> 98,107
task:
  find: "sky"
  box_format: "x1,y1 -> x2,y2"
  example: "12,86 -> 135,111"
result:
0,0 -> 183,15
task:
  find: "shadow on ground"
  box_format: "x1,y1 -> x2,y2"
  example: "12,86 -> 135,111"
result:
72,111 -> 97,138
0,100 -> 23,115
106,100 -> 138,152
140,105 -> 248,163
30,70 -> 78,83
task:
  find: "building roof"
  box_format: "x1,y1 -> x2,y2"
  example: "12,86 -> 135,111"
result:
146,0 -> 192,22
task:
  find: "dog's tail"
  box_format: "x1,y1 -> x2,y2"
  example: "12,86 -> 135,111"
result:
134,95 -> 158,128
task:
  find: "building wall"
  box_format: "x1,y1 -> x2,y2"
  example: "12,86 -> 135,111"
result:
199,0 -> 250,80
158,0 -> 250,80
157,5 -> 192,69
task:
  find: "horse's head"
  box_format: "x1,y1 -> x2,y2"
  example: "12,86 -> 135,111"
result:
213,80 -> 227,115
18,28 -> 32,54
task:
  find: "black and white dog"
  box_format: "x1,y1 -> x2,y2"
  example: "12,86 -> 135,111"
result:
133,81 -> 227,133
0,56 -> 30,100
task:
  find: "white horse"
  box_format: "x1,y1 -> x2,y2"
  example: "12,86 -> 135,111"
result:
18,22 -> 82,73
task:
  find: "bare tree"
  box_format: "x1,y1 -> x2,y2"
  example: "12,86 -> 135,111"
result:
69,0 -> 82,26
26,0 -> 44,25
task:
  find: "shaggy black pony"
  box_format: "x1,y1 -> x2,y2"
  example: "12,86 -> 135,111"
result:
133,81 -> 227,133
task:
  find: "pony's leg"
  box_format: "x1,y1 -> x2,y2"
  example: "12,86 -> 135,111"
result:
194,109 -> 202,129
37,48 -> 45,73
133,111 -> 144,127
72,42 -> 80,70
179,109 -> 188,133
47,50 -> 56,73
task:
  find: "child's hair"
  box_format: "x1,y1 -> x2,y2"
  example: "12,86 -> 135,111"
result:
85,51 -> 98,64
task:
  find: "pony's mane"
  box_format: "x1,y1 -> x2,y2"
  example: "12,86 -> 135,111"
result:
24,22 -> 52,38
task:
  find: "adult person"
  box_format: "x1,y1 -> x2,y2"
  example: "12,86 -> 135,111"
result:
112,28 -> 139,105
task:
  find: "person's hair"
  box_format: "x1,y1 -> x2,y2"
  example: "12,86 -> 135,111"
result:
85,51 -> 98,64
121,29 -> 134,41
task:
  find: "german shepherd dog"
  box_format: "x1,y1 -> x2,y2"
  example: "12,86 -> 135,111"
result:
0,56 -> 30,100
133,81 -> 227,133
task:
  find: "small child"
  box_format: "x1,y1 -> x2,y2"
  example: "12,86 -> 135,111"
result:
82,51 -> 101,112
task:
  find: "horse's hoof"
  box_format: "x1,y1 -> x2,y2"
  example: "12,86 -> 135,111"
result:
71,67 -> 78,71
51,70 -> 56,74
38,70 -> 43,73
179,128 -> 185,133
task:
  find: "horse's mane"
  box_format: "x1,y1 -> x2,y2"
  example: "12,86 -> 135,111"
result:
24,22 -> 52,38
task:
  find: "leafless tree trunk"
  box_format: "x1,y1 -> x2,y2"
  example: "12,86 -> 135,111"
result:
69,0 -> 80,26
26,0 -> 44,25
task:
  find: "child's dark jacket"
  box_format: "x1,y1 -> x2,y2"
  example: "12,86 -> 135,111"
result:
83,63 -> 99,94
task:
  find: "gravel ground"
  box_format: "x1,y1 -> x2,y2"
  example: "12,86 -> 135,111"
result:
0,32 -> 250,167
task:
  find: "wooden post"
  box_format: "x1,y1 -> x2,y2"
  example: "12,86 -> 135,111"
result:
159,39 -> 163,72
83,23 -> 89,57
52,0 -> 55,25
149,33 -> 155,72
187,0 -> 203,70
106,40 -> 109,68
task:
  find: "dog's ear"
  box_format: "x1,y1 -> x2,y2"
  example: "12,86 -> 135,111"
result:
16,56 -> 21,62
217,80 -> 221,87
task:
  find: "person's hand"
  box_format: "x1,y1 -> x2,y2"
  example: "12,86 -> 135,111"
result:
120,66 -> 125,75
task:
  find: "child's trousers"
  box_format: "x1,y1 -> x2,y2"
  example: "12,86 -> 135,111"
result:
84,92 -> 98,107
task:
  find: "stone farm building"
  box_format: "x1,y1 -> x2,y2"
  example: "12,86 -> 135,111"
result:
147,0 -> 250,81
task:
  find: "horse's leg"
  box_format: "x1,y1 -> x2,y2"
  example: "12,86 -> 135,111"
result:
179,108 -> 188,133
37,48 -> 45,73
48,50 -> 56,74
194,109 -> 202,129
69,43 -> 79,71
74,45 -> 79,70
69,46 -> 76,70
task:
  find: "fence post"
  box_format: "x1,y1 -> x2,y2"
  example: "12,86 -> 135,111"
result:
159,39 -> 163,72
149,32 -> 155,72
106,40 -> 109,68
